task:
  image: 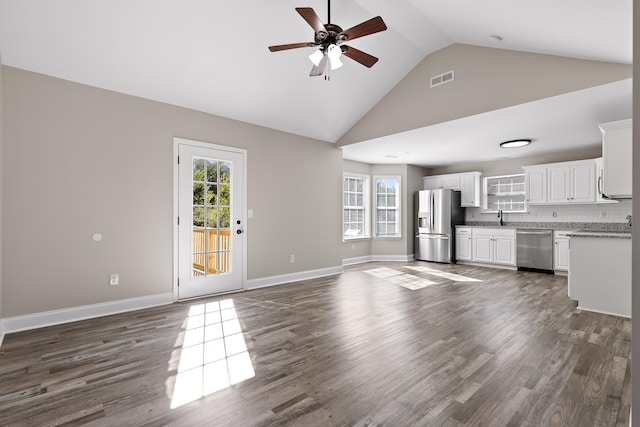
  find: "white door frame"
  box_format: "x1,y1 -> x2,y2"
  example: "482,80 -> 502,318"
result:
172,137 -> 247,301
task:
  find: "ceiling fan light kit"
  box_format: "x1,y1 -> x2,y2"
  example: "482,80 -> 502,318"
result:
268,1 -> 387,78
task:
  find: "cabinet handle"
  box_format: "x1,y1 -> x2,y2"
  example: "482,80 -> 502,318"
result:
597,176 -> 602,195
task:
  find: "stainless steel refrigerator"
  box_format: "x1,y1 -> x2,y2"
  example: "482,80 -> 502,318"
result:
415,189 -> 465,263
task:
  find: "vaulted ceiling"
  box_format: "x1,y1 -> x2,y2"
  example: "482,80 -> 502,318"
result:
0,0 -> 632,166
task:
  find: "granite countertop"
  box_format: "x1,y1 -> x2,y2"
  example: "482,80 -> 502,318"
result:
460,221 -> 632,237
565,231 -> 632,239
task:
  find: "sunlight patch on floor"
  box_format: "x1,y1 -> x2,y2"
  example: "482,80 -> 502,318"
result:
404,266 -> 483,282
364,267 -> 438,290
170,299 -> 255,409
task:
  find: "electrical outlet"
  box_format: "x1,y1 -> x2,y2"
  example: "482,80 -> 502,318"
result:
110,274 -> 119,286
351,243 -> 356,250
552,212 -> 557,217
290,254 -> 295,263
600,211 -> 606,218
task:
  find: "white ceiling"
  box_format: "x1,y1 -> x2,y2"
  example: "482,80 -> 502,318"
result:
0,0 -> 632,167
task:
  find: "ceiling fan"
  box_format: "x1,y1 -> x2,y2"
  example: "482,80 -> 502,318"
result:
268,1 -> 387,77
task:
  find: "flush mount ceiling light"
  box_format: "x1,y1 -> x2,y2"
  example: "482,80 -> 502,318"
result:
500,139 -> 532,148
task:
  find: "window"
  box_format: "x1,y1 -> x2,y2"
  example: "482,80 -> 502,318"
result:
343,174 -> 369,239
484,174 -> 526,212
375,176 -> 401,237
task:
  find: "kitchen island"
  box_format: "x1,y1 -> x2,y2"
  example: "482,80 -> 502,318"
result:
567,231 -> 631,317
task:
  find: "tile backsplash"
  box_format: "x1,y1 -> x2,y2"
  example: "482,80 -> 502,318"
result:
466,200 -> 632,224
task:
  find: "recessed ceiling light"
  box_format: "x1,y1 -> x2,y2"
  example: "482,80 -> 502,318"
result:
489,34 -> 503,43
385,154 -> 399,159
500,139 -> 531,148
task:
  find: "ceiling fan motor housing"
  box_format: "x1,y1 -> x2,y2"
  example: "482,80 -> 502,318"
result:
315,23 -> 345,48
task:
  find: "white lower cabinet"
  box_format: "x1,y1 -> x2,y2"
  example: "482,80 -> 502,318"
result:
553,231 -> 570,272
455,227 -> 472,261
471,228 -> 516,266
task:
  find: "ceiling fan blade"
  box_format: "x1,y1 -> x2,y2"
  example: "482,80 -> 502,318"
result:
269,42 -> 315,52
339,16 -> 387,41
342,45 -> 379,68
296,7 -> 328,37
310,54 -> 328,77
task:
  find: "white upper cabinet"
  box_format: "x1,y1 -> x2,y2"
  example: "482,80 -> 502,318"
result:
546,162 -> 595,204
523,166 -> 547,204
600,119 -> 632,199
523,159 -> 596,205
423,171 -> 481,207
424,175 -> 460,190
459,172 -> 482,207
547,166 -> 571,203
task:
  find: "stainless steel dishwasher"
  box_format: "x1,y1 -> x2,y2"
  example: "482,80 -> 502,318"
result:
516,229 -> 553,272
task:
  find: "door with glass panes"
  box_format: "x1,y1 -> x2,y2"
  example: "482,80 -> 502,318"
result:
178,142 -> 244,299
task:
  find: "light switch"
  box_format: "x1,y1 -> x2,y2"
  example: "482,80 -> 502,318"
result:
248,209 -> 254,218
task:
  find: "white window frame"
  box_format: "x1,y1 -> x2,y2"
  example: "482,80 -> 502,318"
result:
343,173 -> 370,240
374,175 -> 401,238
483,173 -> 527,213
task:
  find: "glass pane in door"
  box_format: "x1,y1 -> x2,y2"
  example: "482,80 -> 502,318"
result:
192,158 -> 232,278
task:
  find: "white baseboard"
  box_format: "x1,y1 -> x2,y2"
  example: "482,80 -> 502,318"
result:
455,261 -> 517,270
371,254 -> 415,262
342,256 -> 372,266
343,255 -> 415,266
2,293 -> 174,335
245,266 -> 343,290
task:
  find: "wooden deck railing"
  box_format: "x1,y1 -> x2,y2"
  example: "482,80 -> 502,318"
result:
192,229 -> 231,276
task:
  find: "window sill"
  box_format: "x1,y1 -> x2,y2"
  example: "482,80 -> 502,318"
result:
374,235 -> 402,240
343,236 -> 371,242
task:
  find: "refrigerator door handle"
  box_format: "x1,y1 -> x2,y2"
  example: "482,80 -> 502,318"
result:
431,193 -> 435,231
421,234 -> 449,240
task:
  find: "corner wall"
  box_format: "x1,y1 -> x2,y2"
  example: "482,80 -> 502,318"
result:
341,160 -> 428,263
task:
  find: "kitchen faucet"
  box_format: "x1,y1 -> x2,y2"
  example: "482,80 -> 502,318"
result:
627,215 -> 632,227
498,209 -> 504,226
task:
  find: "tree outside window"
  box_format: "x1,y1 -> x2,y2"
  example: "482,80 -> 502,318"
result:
375,176 -> 400,237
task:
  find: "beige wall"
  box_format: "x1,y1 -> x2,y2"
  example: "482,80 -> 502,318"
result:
2,67 -> 342,317
338,44 -> 631,146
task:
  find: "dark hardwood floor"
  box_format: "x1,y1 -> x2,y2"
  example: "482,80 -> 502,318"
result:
0,261 -> 631,426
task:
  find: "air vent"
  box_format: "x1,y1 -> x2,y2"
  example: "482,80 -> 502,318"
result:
430,70 -> 454,88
